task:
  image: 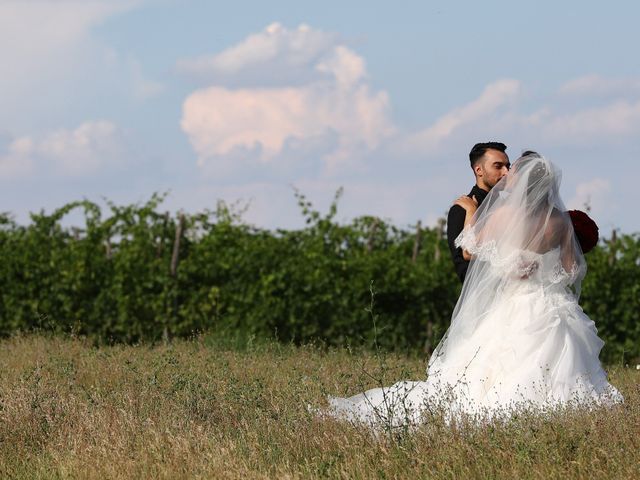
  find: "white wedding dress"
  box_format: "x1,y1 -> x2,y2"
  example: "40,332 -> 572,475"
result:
327,155 -> 623,427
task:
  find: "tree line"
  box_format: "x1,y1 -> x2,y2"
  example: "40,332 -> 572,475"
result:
0,192 -> 638,363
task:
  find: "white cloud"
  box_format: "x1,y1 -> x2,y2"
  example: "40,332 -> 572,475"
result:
180,24 -> 394,174
182,83 -> 392,173
540,100 -> 640,141
0,1 -> 140,85
0,137 -> 35,179
0,121 -> 126,179
401,79 -> 522,153
567,178 -> 612,215
176,22 -> 339,85
559,75 -> 640,97
314,45 -> 366,88
128,56 -> 165,100
41,121 -> 126,175
395,74 -> 640,155
0,0 -> 150,125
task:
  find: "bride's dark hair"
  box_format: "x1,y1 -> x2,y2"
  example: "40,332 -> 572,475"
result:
511,152 -> 556,211
512,150 -> 555,202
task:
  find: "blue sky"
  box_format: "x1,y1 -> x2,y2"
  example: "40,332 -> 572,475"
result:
1,0 -> 639,233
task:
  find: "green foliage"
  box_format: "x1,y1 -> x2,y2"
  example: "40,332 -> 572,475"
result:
579,231 -> 640,364
0,194 -> 637,362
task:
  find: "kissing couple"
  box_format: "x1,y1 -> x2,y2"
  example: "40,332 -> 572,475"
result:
325,143 -> 623,426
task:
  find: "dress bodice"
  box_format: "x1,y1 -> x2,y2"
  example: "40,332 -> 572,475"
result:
491,247 -> 578,290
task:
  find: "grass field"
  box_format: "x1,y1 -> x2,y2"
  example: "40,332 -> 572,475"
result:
0,334 -> 637,479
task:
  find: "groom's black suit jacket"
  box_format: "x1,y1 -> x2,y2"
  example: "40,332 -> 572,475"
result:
446,185 -> 489,283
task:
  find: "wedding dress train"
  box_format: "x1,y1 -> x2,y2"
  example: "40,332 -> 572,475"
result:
328,247 -> 622,426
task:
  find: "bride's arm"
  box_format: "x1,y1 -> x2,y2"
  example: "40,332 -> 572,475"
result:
546,211 -> 578,273
453,195 -> 478,260
560,225 -> 579,273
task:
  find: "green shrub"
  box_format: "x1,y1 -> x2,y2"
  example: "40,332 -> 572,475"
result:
0,193 -> 637,362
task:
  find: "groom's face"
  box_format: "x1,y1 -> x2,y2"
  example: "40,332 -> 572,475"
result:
475,149 -> 510,190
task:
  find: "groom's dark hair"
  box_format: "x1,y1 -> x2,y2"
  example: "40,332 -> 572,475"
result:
469,142 -> 507,167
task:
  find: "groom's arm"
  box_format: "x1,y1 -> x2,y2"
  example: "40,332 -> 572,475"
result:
447,204 -> 469,283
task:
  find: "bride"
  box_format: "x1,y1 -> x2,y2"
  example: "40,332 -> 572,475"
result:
327,152 -> 623,426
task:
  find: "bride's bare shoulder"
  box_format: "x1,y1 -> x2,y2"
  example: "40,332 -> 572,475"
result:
549,208 -> 569,227
545,209 -> 571,241
486,204 -> 517,223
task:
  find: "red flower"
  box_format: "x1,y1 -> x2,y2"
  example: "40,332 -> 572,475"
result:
568,210 -> 599,253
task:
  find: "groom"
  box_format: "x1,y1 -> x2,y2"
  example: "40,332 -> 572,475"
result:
447,142 -> 510,282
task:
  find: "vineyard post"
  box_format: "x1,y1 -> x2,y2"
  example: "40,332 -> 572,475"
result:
105,238 -> 112,259
366,218 -> 379,253
157,211 -> 170,258
166,213 -> 184,343
434,217 -> 446,262
608,229 -> 617,266
412,221 -> 422,263
424,322 -> 434,356
170,213 -> 184,277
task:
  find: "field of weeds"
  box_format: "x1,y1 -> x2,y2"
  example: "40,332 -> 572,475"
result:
0,334 -> 638,479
